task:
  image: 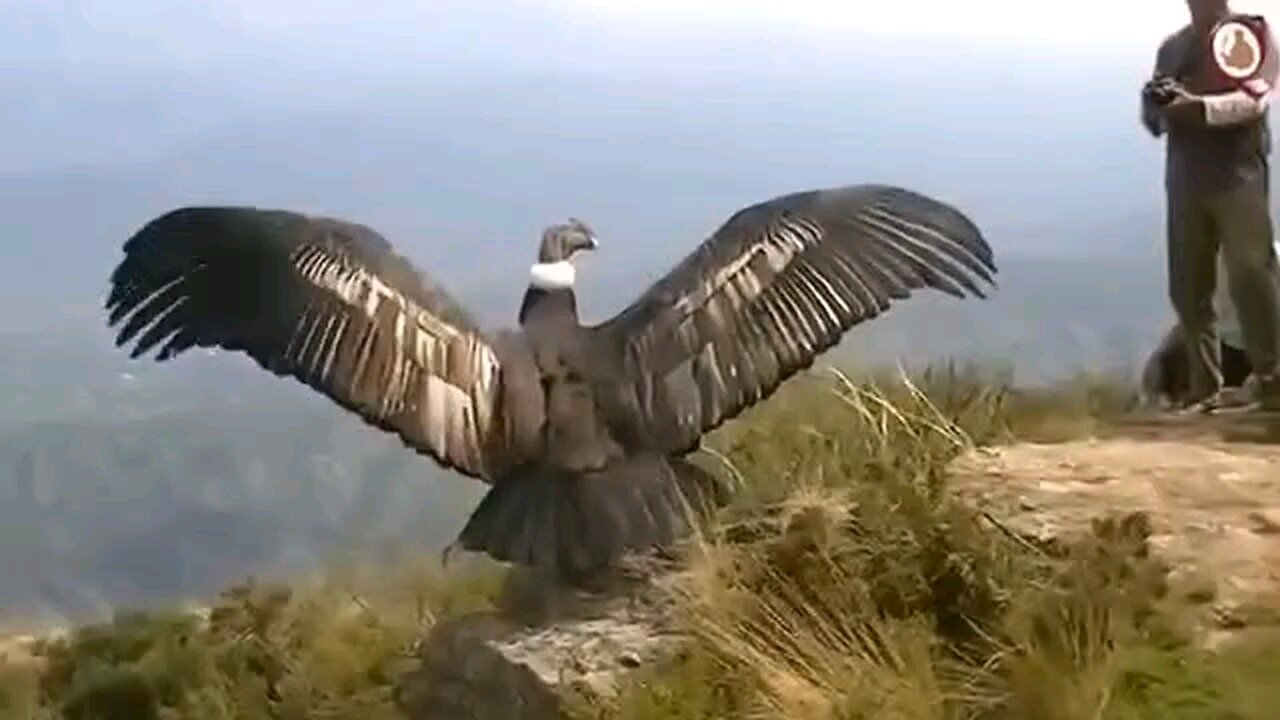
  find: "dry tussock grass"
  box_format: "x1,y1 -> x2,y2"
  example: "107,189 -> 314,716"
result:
571,364 -> 1277,720
7,363 -> 1277,720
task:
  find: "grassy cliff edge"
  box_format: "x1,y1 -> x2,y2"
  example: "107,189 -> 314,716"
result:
4,362 -> 1279,720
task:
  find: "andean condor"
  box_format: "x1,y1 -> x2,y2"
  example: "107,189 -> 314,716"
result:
104,184 -> 998,583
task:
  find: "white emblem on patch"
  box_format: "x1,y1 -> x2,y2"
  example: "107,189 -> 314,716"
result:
1213,20 -> 1264,79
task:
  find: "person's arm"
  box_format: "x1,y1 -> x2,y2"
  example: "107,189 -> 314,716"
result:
1164,87 -> 1272,127
1141,44 -> 1169,137
1205,88 -> 1271,125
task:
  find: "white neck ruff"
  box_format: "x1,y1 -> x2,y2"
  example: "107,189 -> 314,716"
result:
530,261 -> 575,290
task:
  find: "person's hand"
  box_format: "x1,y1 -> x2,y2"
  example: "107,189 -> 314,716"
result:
1142,76 -> 1203,124
1164,83 -> 1198,105
1143,76 -> 1185,106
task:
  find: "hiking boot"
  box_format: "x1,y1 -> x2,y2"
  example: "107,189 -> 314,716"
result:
1210,375 -> 1280,414
1255,374 -> 1280,411
1173,392 -> 1224,415
1217,385 -> 1254,407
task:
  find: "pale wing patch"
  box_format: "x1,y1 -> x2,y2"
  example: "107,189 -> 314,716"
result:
635,215 -> 828,439
290,244 -> 501,475
669,215 -> 824,323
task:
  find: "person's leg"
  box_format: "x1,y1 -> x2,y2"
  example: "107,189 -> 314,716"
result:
1166,190 -> 1222,408
1140,322 -> 1189,407
1221,341 -> 1252,388
1213,176 -> 1280,409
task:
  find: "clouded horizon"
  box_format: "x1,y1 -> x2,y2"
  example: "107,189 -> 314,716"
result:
9,0 -> 1270,77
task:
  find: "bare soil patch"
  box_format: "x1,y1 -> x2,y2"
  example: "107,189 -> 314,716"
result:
951,418 -> 1280,645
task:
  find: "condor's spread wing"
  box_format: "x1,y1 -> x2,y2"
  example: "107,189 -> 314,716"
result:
591,185 -> 997,454
105,207 -> 509,481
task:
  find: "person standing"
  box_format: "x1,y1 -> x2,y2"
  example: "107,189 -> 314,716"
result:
1141,0 -> 1280,412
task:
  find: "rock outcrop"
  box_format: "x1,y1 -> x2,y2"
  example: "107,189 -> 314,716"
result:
395,561 -> 689,720
949,432 -> 1280,645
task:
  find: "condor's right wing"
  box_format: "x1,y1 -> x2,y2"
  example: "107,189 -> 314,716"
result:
104,207 -> 514,481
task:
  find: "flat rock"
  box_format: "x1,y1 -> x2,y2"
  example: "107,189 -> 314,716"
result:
395,566 -> 687,720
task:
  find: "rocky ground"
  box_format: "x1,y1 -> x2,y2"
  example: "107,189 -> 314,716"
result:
950,413 -> 1280,648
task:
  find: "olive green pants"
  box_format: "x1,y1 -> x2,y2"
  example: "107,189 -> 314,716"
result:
1166,175 -> 1280,402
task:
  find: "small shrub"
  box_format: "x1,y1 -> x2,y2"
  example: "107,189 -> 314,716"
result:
20,558 -> 505,718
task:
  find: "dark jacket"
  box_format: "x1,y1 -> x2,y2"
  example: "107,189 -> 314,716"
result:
1142,19 -> 1273,196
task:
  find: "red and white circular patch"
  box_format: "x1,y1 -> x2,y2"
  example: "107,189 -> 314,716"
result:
1213,19 -> 1265,79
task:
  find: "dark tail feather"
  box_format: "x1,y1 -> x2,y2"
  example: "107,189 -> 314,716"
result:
454,456 -> 726,581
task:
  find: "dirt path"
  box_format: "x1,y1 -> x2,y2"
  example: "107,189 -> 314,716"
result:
950,417 -> 1280,645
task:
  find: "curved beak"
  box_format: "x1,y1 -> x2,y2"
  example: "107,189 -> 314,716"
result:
565,234 -> 598,263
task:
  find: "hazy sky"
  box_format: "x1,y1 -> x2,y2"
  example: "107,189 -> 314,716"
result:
5,0 -> 1277,75
564,0 -> 1275,46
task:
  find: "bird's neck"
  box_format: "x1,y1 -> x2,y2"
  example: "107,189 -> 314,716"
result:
519,262 -> 579,327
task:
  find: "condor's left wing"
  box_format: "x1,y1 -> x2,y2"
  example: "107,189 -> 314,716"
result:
589,185 -> 998,454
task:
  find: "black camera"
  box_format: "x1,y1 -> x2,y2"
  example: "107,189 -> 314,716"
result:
1143,75 -> 1182,106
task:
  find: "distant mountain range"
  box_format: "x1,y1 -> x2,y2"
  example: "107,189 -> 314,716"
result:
0,378 -> 484,633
